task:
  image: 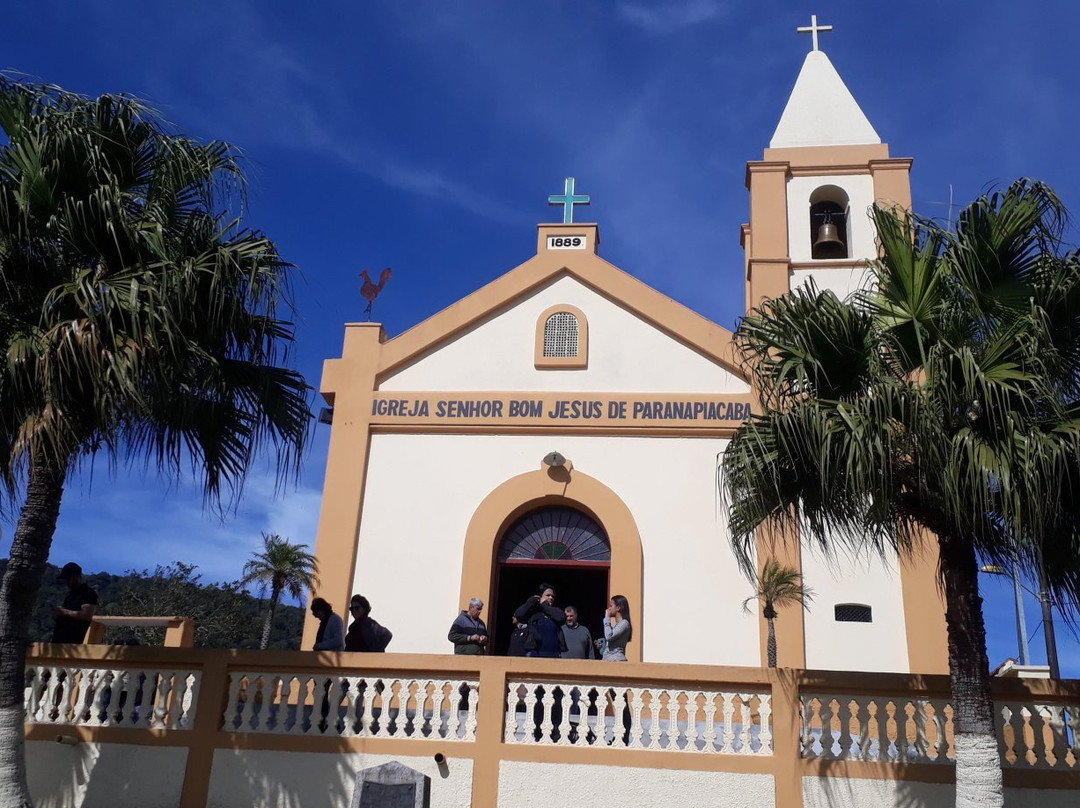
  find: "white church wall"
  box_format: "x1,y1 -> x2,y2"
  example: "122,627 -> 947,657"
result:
498,761 -> 774,808
27,741 -> 187,808
803,777 -> 1077,808
786,173 -> 877,264
800,541 -> 910,672
355,432 -> 760,666
206,750 -> 472,808
791,264 -> 870,301
379,275 -> 748,394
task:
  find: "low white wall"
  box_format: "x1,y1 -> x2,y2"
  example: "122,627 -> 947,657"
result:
803,777 -> 1078,808
206,750 -> 472,808
498,761 -> 774,808
27,740 -> 186,808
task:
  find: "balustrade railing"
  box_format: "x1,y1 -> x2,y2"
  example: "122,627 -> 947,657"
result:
24,663 -> 199,730
222,670 -> 480,741
505,679 -> 772,754
800,690 -> 1080,770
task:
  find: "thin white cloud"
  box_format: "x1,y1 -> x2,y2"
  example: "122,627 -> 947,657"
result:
618,0 -> 728,35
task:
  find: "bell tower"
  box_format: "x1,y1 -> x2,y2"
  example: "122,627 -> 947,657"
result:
743,21 -> 913,310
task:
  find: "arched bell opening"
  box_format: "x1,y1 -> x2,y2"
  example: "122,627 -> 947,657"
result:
809,185 -> 851,260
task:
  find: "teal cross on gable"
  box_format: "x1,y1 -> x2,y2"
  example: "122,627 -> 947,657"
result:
548,177 -> 590,224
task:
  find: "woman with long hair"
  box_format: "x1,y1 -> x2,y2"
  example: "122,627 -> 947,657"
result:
602,595 -> 632,662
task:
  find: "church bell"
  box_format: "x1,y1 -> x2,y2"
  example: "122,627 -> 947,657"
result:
812,214 -> 846,259
813,217 -> 843,250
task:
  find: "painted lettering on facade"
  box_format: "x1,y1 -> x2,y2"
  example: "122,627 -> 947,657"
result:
370,393 -> 753,426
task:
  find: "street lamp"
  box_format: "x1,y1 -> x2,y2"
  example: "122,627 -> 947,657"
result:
979,564 -> 1031,666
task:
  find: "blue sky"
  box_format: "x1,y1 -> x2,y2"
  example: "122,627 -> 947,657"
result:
3,1 -> 1079,674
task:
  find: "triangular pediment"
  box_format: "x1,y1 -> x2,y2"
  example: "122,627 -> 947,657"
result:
373,239 -> 748,391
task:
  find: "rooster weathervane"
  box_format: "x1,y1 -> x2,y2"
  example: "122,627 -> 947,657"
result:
359,267 -> 392,321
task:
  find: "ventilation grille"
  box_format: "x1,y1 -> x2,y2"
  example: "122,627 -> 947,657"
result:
543,312 -> 579,357
834,603 -> 873,623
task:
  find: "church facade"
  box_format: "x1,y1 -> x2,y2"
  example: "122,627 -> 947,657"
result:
304,44 -> 949,675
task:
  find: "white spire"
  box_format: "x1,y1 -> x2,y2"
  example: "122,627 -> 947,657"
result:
769,50 -> 880,149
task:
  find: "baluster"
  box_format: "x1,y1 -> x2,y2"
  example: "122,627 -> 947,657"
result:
994,703 -> 1014,766
168,672 -> 188,730
611,689 -> 628,747
688,692 -> 706,752
834,696 -> 853,759
237,675 -> 258,732
703,692 -> 719,753
818,698 -> 837,759
463,680 -> 479,741
912,699 -> 931,762
554,685 -> 572,745
522,684 -> 539,744
326,676 -> 345,736
895,700 -> 914,760
504,681 -> 520,743
86,674 -> 110,730
927,700 -> 945,763
1028,706 -> 1049,768
800,697 -> 817,758
1010,705 -> 1029,766
876,699 -> 894,762
757,693 -> 772,755
425,680 -> 442,738
628,688 -> 645,750
655,690 -> 671,750
356,679 -> 375,737
643,688 -> 659,749
1065,706 -> 1080,766
264,676 -> 284,734
854,698 -> 873,761
24,666 -> 44,723
54,666 -> 73,724
666,691 -> 683,750
113,670 -> 133,726
222,672 -> 244,730
738,694 -> 753,754
71,668 -> 93,725
537,685 -> 556,745
1045,704 -> 1067,768
722,690 -> 736,754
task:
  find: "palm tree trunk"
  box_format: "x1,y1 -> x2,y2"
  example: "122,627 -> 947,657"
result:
259,589 -> 281,650
0,457 -> 67,808
766,617 -> 777,668
940,538 -> 1003,808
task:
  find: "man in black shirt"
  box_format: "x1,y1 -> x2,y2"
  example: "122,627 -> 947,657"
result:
52,562 -> 98,643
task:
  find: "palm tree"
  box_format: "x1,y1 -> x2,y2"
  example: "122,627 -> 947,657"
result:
722,180 -> 1080,808
742,558 -> 813,668
0,79 -> 311,806
241,533 -> 319,649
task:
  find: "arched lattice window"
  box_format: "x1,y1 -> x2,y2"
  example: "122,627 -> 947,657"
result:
497,506 -> 610,562
535,304 -> 588,368
543,312 -> 579,357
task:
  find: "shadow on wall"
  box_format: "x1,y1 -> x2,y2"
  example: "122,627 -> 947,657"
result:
808,767 -> 1078,808
29,740 -> 187,808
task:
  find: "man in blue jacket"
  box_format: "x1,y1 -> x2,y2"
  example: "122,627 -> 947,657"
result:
513,583 -> 567,658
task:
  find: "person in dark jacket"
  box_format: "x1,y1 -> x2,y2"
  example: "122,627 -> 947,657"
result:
507,616 -> 529,656
448,597 -> 488,654
344,594 -> 393,652
513,583 -> 566,658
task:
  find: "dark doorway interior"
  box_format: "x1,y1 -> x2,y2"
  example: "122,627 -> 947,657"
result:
492,564 -> 609,656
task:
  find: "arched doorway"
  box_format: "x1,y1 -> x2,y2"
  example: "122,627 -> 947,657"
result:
459,463 -> 643,661
491,505 -> 611,655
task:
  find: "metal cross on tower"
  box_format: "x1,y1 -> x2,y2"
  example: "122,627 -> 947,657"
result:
548,177 -> 591,224
797,14 -> 833,52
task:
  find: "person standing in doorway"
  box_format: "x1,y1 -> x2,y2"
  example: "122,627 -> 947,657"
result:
602,595 -> 632,662
507,616 -> 529,656
561,606 -> 595,660
52,563 -> 98,643
514,583 -> 566,658
448,597 -> 488,654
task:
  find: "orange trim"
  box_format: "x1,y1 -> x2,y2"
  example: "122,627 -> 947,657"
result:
459,464 -> 644,662
303,322 -> 384,650
534,303 -> 589,369
899,532 -> 949,674
373,236 -> 746,382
